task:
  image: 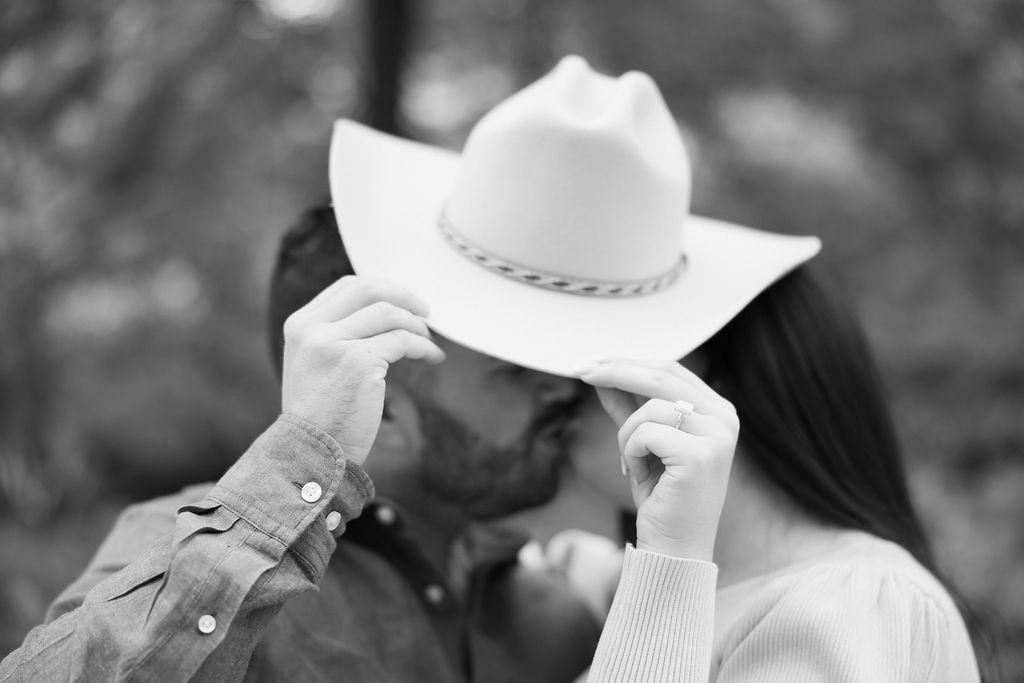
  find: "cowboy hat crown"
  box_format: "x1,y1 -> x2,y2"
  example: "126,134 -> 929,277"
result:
446,55 -> 690,288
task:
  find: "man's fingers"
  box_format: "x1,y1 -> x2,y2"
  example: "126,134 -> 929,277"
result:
301,276 -> 431,324
517,541 -> 551,571
362,329 -> 446,366
327,301 -> 431,340
546,530 -> 620,576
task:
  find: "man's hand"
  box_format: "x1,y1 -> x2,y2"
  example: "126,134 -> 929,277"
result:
281,276 -> 445,466
544,531 -> 624,627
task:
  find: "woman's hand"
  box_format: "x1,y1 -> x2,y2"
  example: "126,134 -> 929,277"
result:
578,359 -> 738,562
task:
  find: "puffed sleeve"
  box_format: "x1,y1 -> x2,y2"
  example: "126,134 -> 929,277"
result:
714,564 -> 981,682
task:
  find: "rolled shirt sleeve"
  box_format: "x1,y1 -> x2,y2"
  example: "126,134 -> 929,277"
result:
1,413 -> 374,683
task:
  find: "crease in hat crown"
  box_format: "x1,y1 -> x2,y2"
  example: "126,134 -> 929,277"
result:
442,55 -> 692,289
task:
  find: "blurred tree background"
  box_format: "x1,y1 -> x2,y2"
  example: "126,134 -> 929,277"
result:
1,0 -> 1022,676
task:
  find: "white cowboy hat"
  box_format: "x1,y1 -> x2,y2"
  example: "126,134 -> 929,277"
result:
329,55 -> 820,377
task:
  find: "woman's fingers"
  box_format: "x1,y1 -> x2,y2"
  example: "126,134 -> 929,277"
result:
580,358 -> 734,418
621,421 -> 702,484
623,416 -> 732,561
580,358 -> 738,484
605,357 -> 712,393
617,398 -> 719,454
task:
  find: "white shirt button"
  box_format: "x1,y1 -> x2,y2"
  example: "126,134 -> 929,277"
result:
197,614 -> 216,634
375,505 -> 396,526
301,481 -> 323,503
325,510 -> 342,531
424,584 -> 446,605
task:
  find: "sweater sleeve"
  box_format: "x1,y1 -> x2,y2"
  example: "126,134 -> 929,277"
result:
714,564 -> 981,683
587,545 -> 718,682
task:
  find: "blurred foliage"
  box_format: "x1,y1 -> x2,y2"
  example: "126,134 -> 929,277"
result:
1,0 -> 1023,676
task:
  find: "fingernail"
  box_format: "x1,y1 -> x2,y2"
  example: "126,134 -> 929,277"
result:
572,360 -> 599,376
620,454 -> 628,477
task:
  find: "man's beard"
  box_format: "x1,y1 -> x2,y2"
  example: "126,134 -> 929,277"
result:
415,398 -> 578,519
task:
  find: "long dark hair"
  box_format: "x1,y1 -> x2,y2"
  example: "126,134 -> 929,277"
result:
702,265 -> 993,677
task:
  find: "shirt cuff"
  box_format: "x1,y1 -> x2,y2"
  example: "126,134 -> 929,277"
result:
588,545 -> 718,682
206,414 -> 374,560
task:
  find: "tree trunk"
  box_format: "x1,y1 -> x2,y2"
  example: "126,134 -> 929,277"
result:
367,0 -> 412,136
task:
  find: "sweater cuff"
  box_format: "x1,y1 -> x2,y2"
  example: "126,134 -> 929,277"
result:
588,545 -> 718,682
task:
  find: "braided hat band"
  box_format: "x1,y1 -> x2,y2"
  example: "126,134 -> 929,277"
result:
437,207 -> 687,298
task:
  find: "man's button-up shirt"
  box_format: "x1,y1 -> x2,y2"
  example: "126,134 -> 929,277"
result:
0,414 -> 599,682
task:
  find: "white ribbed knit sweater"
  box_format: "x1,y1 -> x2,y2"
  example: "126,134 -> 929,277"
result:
588,532 -> 979,682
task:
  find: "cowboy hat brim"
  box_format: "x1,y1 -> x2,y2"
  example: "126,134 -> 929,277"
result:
329,120 -> 821,378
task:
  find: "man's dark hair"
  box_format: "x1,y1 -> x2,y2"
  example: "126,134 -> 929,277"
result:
267,203 -> 353,379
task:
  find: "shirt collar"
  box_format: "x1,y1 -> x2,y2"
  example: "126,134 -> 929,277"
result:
340,498 -> 530,615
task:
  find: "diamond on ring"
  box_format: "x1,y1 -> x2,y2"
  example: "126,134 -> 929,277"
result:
673,400 -> 695,430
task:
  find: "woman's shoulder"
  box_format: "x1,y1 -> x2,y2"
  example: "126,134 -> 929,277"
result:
714,533 -> 980,681
720,531 -> 954,611
785,532 -> 960,613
